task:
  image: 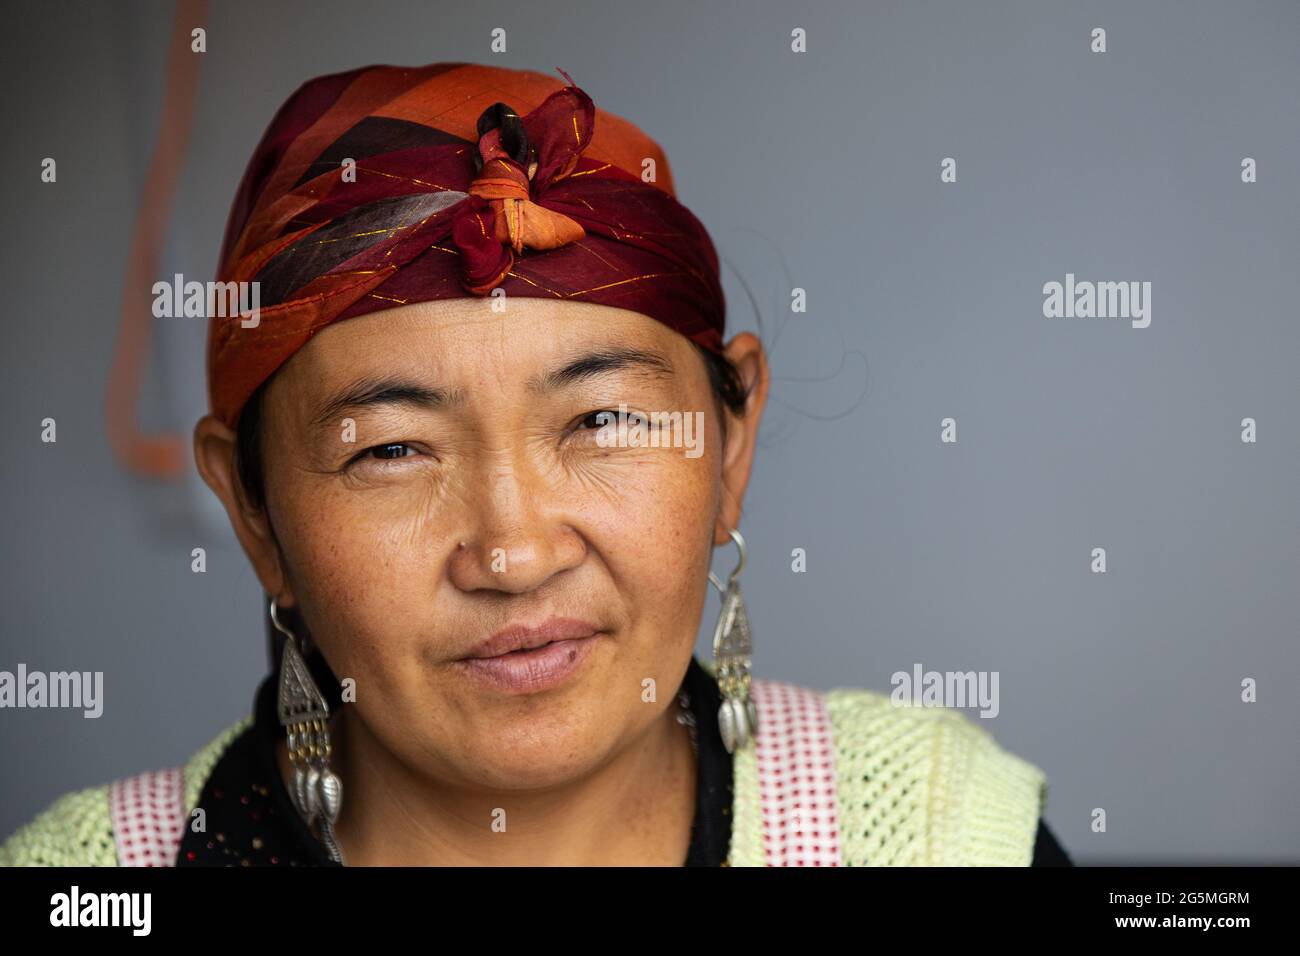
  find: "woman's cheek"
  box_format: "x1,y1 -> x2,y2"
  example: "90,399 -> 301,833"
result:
278,481 -> 443,650
585,451 -> 717,612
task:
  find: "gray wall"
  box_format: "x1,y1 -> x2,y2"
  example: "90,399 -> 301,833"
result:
1,0 -> 1296,863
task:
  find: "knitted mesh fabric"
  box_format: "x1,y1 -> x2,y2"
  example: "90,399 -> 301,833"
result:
823,688 -> 1047,866
727,741 -> 765,866
0,717 -> 252,867
0,784 -> 118,866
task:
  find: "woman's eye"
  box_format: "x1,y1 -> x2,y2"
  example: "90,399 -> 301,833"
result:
364,442 -> 417,461
576,410 -> 621,430
342,441 -> 433,475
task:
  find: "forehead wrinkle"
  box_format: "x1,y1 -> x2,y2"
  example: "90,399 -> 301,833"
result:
307,373 -> 467,430
527,346 -> 676,395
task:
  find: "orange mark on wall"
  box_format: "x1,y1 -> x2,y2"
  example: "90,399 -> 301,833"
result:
105,0 -> 206,478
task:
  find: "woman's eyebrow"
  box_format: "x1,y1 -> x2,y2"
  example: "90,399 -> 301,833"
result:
309,376 -> 464,428
308,348 -> 672,426
529,347 -> 675,393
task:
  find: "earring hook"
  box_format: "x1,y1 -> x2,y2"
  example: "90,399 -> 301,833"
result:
708,527 -> 747,594
269,597 -> 296,641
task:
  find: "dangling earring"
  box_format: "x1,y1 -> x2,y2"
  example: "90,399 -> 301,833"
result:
271,598 -> 344,863
710,527 -> 757,754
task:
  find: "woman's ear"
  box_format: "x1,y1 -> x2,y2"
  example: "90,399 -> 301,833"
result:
192,413 -> 296,606
714,332 -> 770,545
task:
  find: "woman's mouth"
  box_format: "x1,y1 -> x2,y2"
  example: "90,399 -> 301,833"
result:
454,618 -> 604,693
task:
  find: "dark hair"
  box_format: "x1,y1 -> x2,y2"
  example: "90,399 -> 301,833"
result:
235,342 -> 750,511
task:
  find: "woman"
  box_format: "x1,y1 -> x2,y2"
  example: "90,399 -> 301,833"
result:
1,62 -> 1069,866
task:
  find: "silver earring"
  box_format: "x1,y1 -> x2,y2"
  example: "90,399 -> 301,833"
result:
710,528 -> 757,754
271,598 -> 344,863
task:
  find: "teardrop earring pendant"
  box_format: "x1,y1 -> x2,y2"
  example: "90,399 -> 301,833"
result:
271,598 -> 344,863
710,528 -> 757,754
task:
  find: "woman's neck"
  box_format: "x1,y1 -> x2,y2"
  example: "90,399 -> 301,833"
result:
277,701 -> 699,866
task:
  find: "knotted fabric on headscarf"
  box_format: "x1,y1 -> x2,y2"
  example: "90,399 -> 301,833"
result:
207,62 -> 726,430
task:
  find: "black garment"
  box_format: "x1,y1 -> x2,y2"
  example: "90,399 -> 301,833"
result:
175,654 -> 1069,866
1032,817 -> 1072,866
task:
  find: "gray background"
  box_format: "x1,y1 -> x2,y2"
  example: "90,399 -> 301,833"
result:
1,0 -> 1296,863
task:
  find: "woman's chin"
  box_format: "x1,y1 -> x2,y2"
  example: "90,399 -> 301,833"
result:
431,682 -> 633,789
442,724 -> 616,791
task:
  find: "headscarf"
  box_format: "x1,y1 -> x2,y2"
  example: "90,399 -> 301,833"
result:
207,62 -> 726,429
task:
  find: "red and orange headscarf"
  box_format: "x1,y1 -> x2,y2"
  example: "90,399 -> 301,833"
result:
207,62 -> 726,429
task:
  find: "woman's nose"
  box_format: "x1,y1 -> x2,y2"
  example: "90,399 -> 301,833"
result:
446,459 -> 586,594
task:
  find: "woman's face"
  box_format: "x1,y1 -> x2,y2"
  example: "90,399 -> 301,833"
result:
216,298 -> 765,791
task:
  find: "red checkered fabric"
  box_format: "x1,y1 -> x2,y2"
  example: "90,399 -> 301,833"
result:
108,768 -> 186,867
751,679 -> 843,866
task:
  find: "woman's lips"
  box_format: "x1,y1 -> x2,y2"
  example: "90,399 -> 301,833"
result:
454,617 -> 604,693
454,634 -> 602,693
463,617 -> 600,659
